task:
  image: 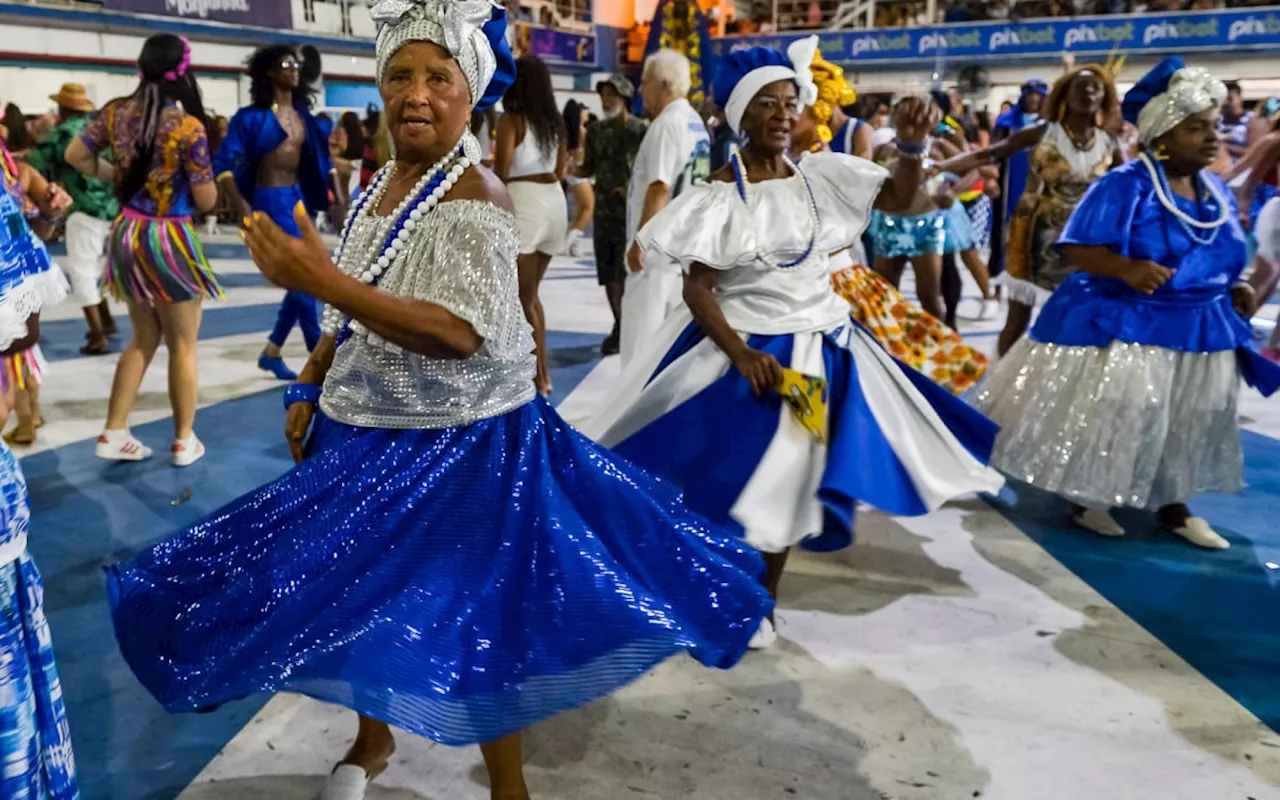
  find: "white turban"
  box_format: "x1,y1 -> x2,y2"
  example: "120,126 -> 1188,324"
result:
371,0 -> 501,107
721,36 -> 821,135
1136,66 -> 1227,146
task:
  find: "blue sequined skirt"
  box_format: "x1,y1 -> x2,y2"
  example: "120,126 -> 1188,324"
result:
107,398 -> 770,746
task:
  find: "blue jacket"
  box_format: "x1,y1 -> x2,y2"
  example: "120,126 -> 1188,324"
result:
214,102 -> 335,213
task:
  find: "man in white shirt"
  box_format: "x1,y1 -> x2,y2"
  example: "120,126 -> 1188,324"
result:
620,49 -> 711,366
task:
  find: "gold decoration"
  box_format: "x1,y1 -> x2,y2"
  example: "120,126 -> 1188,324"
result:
806,48 -> 856,134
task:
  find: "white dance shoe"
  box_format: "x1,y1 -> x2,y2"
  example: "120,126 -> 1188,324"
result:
1171,517 -> 1230,550
748,617 -> 777,650
321,764 -> 371,800
1072,508 -> 1125,537
978,296 -> 1000,321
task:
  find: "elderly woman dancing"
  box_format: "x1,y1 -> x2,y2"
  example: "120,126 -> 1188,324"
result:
584,40 -> 1004,649
104,3 -> 772,799
976,57 -> 1280,548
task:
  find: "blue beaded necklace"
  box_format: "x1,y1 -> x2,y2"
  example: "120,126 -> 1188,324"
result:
1138,151 -> 1230,248
731,151 -> 820,270
329,144 -> 466,344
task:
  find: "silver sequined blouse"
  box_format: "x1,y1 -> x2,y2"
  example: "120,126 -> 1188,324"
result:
320,200 -> 536,429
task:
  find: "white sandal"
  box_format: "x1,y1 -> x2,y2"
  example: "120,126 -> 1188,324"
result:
1170,517 -> 1230,550
1072,508 -> 1125,537
748,617 -> 777,650
320,764 -> 371,800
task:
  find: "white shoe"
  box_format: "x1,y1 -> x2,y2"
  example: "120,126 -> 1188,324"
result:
320,764 -> 370,800
1171,517 -> 1230,550
171,436 -> 205,467
978,297 -> 1000,321
566,228 -> 587,257
95,430 -> 153,462
1073,508 -> 1125,537
748,617 -> 777,650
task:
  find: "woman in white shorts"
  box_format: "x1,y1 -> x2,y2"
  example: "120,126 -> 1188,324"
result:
1254,195 -> 1280,362
496,55 -> 568,396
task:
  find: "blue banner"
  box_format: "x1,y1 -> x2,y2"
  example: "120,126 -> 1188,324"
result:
712,8 -> 1280,66
517,23 -> 597,68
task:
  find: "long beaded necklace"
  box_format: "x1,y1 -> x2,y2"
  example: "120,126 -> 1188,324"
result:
321,142 -> 474,336
731,151 -> 819,270
1138,150 -> 1231,247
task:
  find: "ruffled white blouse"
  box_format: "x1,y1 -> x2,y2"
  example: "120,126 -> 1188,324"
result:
636,151 -> 888,336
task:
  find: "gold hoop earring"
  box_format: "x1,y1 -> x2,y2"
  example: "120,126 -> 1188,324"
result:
1152,143 -> 1170,161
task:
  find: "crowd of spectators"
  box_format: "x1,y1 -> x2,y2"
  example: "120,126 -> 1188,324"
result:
721,0 -> 1273,34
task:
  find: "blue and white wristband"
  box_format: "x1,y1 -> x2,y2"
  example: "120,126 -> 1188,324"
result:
283,383 -> 322,410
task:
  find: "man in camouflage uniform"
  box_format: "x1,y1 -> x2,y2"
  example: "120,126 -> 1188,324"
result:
581,74 -> 647,356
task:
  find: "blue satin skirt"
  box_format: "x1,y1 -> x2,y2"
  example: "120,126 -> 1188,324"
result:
613,325 -> 1000,553
107,398 -> 771,746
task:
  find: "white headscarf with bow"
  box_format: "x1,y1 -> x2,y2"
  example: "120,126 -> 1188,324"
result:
1137,66 -> 1227,146
723,35 -> 820,135
371,0 -> 499,107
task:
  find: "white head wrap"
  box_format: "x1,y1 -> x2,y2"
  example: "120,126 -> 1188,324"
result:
371,0 -> 500,107
723,35 -> 821,134
1136,66 -> 1227,146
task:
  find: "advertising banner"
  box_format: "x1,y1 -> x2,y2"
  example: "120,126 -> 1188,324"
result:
103,0 -> 293,30
516,23 -> 597,68
712,8 -> 1280,66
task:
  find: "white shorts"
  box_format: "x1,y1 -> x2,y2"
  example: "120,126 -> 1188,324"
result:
1256,196 -> 1280,265
508,181 -> 568,256
62,211 -> 110,306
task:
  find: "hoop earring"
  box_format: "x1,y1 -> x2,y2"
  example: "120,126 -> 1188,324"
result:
1152,143 -> 1170,161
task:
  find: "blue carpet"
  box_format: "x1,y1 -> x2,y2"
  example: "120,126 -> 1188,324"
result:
988,429 -> 1280,733
22,328 -> 604,800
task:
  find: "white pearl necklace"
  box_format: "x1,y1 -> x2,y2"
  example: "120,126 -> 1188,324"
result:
322,145 -> 473,335
1138,151 -> 1231,233
732,151 -> 820,270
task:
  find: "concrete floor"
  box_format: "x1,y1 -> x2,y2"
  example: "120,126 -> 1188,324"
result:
19,240 -> 1280,800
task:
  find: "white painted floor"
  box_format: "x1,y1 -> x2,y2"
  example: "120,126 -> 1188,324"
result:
22,242 -> 1280,800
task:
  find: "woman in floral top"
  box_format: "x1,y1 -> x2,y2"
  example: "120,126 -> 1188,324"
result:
66,33 -> 220,467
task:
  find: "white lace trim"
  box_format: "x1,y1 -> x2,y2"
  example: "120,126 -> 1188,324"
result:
0,267 -> 69,351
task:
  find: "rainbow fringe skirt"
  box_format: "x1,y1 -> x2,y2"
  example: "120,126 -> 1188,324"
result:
105,208 -> 223,305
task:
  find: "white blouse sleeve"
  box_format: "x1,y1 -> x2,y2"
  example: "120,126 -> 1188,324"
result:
634,181 -> 757,271
801,152 -> 890,254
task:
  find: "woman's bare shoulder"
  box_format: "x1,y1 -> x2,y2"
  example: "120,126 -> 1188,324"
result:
449,164 -> 515,214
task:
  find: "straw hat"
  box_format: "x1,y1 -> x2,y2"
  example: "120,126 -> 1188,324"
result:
48,83 -> 94,113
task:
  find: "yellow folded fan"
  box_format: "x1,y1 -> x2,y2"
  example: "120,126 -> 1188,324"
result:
777,368 -> 829,444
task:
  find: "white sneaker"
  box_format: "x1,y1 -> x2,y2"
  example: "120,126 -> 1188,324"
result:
171,436 -> 205,467
1171,517 -> 1230,550
748,617 -> 777,650
1073,507 -> 1125,537
320,764 -> 370,800
978,297 -> 1000,321
566,228 -> 587,257
95,430 -> 153,462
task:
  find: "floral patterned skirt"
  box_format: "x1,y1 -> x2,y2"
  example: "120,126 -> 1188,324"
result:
832,263 -> 988,395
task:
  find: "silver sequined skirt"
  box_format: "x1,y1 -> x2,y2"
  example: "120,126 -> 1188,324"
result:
975,339 -> 1243,510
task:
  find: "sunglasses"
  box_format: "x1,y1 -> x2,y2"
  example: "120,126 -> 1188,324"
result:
278,58 -> 301,71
